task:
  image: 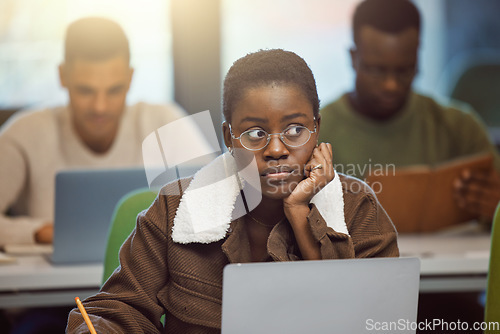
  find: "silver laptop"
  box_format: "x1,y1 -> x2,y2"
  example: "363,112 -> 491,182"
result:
222,257 -> 420,334
51,168 -> 150,264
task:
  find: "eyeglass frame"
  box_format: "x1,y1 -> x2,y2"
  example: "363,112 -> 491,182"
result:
351,49 -> 417,83
228,118 -> 318,151
358,62 -> 417,83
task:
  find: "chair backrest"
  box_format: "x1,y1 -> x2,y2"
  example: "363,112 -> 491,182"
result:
102,188 -> 157,283
485,202 -> 500,328
448,52 -> 500,128
451,64 -> 500,128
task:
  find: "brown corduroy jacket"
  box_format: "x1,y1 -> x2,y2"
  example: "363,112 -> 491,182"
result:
66,174 -> 399,333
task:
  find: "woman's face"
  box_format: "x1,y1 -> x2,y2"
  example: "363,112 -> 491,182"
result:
223,84 -> 320,200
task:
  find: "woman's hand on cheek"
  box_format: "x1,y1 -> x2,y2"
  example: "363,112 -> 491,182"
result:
283,142 -> 334,210
283,143 -> 332,261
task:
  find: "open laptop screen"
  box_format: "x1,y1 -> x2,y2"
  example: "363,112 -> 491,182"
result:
52,168 -> 149,264
222,257 -> 420,334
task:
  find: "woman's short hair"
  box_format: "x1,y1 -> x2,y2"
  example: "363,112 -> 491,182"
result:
223,49 -> 319,123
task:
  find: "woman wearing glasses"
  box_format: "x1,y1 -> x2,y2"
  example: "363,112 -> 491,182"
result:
67,49 -> 398,333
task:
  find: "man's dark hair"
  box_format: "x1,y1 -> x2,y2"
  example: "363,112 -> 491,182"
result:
353,0 -> 421,45
223,49 -> 319,123
64,17 -> 130,63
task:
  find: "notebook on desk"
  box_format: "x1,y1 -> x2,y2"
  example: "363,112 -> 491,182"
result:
51,168 -> 150,264
221,257 -> 420,334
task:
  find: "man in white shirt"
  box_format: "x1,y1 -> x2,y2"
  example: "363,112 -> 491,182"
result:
0,17 -> 186,246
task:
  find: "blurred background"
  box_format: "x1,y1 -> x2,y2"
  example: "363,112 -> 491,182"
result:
0,2 -> 498,331
1,0 -> 500,142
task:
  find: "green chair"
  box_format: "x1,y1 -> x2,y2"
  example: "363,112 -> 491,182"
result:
485,202 -> 500,327
102,187 -> 168,327
102,188 -> 157,283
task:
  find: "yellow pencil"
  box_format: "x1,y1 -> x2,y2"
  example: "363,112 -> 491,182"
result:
75,296 -> 97,334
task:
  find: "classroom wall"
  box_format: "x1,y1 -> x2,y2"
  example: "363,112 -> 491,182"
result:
2,0 -> 500,136
171,0 -> 222,146
445,0 -> 500,61
432,0 -> 500,97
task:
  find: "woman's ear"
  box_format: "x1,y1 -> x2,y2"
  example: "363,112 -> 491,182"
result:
315,114 -> 321,137
222,121 -> 232,150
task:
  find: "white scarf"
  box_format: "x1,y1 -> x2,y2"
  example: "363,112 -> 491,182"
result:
172,152 -> 348,244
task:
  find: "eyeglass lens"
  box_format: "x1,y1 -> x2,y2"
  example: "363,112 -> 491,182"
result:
240,125 -> 312,150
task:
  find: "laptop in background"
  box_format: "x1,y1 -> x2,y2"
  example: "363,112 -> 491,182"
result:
222,257 -> 420,334
51,168 -> 149,264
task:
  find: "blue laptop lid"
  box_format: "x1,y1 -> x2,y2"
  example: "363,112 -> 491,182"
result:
52,168 -> 149,264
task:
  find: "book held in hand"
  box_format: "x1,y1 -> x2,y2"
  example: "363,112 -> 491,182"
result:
365,153 -> 494,233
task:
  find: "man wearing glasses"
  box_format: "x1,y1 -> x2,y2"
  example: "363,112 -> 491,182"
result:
320,0 -> 500,223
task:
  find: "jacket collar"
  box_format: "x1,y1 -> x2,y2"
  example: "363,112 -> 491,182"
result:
172,152 -> 348,244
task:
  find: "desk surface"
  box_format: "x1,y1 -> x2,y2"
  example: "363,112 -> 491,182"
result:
0,232 -> 491,308
0,255 -> 102,292
0,255 -> 102,308
398,233 -> 490,275
398,232 -> 491,293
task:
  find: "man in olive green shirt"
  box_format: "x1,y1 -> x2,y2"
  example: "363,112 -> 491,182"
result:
320,0 -> 500,222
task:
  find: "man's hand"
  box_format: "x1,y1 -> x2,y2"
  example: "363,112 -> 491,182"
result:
453,169 -> 500,221
35,222 -> 54,244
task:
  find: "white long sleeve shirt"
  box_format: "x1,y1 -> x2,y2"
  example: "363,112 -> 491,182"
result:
0,102 -> 186,245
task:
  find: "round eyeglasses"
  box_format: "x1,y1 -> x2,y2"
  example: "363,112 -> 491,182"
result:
229,122 -> 317,151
